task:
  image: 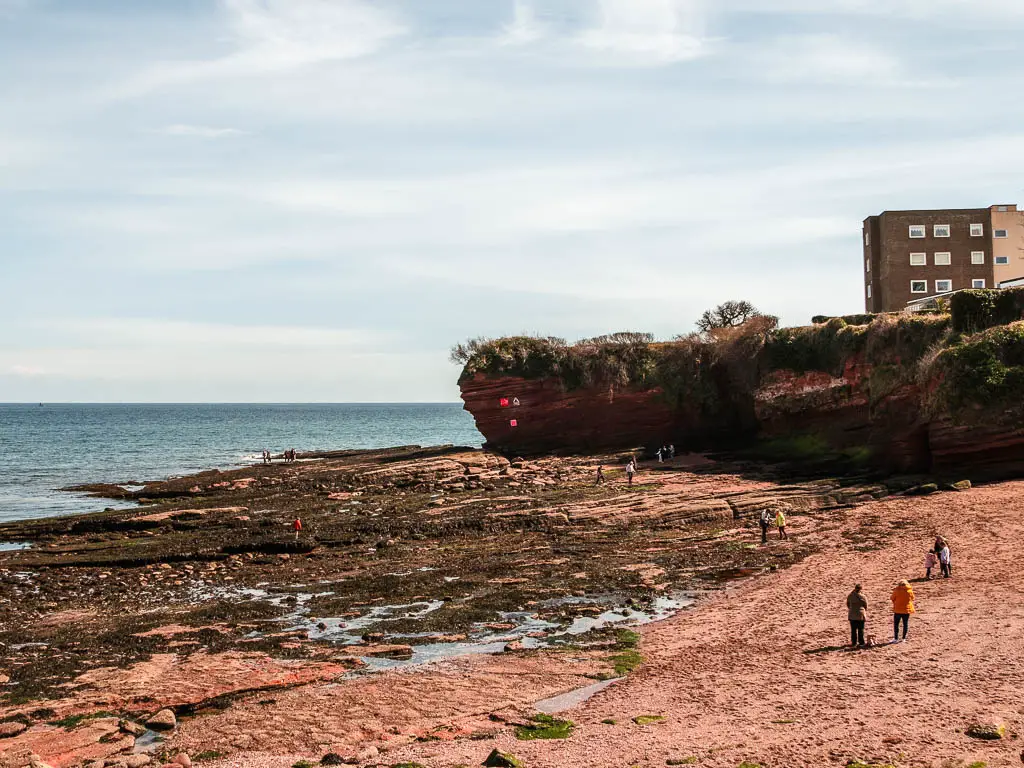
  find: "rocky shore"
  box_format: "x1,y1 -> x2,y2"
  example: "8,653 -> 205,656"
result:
0,446 -> 1017,768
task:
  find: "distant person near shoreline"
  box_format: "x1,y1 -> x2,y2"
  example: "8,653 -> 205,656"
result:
625,459 -> 636,486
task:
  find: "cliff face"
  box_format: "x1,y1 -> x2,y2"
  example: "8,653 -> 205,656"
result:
752,358 -> 929,472
458,313 -> 1024,477
459,374 -> 683,455
461,360 -> 1024,477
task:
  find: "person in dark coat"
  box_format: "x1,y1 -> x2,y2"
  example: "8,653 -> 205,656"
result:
847,584 -> 868,648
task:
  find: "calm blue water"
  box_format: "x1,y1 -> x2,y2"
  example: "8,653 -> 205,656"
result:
0,404 -> 482,523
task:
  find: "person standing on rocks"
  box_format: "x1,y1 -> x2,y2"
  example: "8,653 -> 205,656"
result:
293,518 -> 303,540
625,459 -> 636,486
759,508 -> 771,544
891,580 -> 915,643
847,584 -> 868,648
596,465 -> 606,485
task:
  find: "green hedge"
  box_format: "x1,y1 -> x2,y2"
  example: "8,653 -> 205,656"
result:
950,289 -> 1024,334
931,321 -> 1024,417
811,313 -> 877,326
763,318 -> 868,376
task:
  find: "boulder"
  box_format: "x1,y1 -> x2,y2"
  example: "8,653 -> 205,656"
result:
125,756 -> 152,768
145,709 -> 177,731
483,750 -> 524,768
950,479 -> 972,491
319,755 -> 344,766
170,755 -> 192,768
966,723 -> 1005,740
355,746 -> 378,763
0,721 -> 27,738
119,720 -> 146,737
905,483 -> 939,496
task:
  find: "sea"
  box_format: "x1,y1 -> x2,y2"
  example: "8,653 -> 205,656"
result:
0,403 -> 483,524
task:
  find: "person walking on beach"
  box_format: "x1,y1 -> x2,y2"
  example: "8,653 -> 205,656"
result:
759,508 -> 771,544
596,465 -> 606,485
775,508 -> 787,540
847,584 -> 868,648
924,550 -> 938,580
939,541 -> 952,578
625,459 -> 636,486
293,518 -> 302,540
668,444 -> 675,459
891,580 -> 915,643
656,447 -> 664,463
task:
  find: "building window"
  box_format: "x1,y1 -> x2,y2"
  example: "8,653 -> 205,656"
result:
934,252 -> 951,265
935,279 -> 953,293
995,229 -> 1009,238
973,279 -> 987,288
998,206 -> 1009,212
911,280 -> 928,294
909,225 -> 926,238
971,251 -> 985,264
865,259 -> 870,273
864,231 -> 870,246
934,224 -> 951,238
867,284 -> 872,298
996,256 -> 1010,265
910,253 -> 927,266
970,223 -> 984,237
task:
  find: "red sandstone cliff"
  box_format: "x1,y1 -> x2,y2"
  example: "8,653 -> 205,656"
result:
459,374 -> 685,455
461,362 -> 1024,478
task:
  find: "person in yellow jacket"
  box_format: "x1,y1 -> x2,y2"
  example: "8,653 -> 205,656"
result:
775,509 -> 787,539
890,580 -> 915,643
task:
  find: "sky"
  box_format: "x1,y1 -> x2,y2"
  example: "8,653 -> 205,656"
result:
2,0 -> 1024,402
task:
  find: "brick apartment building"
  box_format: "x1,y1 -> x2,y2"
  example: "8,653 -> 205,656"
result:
863,204 -> 1024,312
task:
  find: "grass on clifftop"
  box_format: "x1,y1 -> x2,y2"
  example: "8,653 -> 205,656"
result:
925,321 -> 1024,421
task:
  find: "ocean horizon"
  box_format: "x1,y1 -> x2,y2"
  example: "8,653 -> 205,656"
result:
0,402 -> 483,523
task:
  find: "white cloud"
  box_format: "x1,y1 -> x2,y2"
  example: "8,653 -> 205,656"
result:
749,34 -> 903,84
106,0 -> 407,100
502,1 -> 546,45
50,318 -> 387,350
10,364 -> 45,377
724,0 -> 1024,23
161,124 -> 244,138
577,0 -> 710,64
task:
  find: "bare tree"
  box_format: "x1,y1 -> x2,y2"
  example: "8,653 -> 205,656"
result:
695,300 -> 764,334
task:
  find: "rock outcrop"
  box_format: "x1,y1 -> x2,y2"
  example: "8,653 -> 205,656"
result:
458,320 -> 1024,478
459,375 -> 684,456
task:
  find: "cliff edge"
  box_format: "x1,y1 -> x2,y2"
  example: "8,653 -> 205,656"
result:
457,290 -> 1024,476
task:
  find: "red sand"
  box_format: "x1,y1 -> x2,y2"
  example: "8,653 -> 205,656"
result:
198,480 -> 1024,768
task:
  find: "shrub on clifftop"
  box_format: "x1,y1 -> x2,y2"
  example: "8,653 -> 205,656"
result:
925,321 -> 1024,420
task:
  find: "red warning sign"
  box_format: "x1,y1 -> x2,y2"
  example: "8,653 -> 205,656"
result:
510,419 -> 518,428
500,398 -> 510,408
